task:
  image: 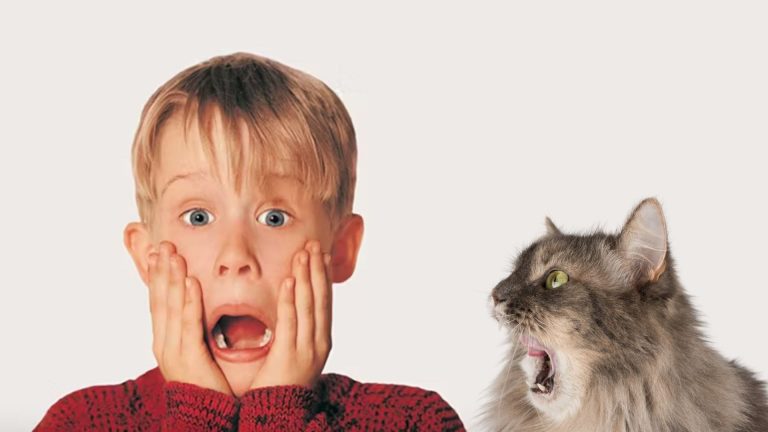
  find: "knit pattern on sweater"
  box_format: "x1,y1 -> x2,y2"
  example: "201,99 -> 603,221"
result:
35,368 -> 465,431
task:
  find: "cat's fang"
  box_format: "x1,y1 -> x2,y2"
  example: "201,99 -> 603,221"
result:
546,356 -> 556,380
537,383 -> 546,392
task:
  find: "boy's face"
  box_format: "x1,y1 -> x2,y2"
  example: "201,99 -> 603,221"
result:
125,113 -> 362,396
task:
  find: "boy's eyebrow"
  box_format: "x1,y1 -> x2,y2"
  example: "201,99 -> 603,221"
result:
160,171 -> 208,197
159,172 -> 298,201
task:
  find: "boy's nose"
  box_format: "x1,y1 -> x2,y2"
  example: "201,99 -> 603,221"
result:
218,262 -> 255,277
214,233 -> 261,279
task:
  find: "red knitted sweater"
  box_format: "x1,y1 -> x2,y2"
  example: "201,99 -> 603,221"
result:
35,368 -> 465,431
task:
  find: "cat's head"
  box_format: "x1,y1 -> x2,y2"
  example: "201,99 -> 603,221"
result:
491,198 -> 683,422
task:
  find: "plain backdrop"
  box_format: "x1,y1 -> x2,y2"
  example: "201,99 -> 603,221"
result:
1,1 -> 766,430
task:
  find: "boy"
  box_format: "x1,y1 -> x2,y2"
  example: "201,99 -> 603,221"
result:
36,52 -> 465,431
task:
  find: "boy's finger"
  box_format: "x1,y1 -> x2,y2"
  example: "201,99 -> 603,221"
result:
150,246 -> 171,355
314,251 -> 333,352
275,278 -> 297,351
307,243 -> 330,334
147,252 -> 161,315
181,276 -> 205,353
294,248 -> 315,349
147,253 -> 165,358
160,240 -> 178,255
164,253 -> 186,356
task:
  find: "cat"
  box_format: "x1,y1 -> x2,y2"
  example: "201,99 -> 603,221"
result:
483,198 -> 768,432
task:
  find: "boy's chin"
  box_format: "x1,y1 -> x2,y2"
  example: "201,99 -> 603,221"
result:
217,358 -> 266,397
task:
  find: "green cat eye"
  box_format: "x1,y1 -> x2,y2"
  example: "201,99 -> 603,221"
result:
545,270 -> 569,289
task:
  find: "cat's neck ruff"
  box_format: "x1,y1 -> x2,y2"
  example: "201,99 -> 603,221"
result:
482,336 -> 750,432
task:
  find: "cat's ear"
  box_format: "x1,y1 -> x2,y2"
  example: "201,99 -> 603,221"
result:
618,198 -> 668,286
545,217 -> 563,236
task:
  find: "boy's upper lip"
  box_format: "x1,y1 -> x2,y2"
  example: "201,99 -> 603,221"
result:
206,302 -> 274,334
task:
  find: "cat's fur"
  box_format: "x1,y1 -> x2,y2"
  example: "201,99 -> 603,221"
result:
483,198 -> 768,432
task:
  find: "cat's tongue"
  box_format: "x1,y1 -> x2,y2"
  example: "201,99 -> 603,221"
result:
219,315 -> 268,349
520,335 -> 549,358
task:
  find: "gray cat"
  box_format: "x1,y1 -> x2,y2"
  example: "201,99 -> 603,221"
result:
484,198 -> 768,431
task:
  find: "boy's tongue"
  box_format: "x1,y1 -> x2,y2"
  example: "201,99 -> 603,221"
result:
219,315 -> 268,349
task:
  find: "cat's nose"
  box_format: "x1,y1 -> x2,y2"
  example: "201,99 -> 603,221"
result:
491,290 -> 504,305
491,279 -> 511,305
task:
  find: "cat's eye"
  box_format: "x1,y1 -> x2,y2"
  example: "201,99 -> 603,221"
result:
181,208 -> 215,227
545,270 -> 569,289
257,209 -> 292,227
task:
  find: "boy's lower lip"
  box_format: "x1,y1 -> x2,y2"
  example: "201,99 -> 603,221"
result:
208,337 -> 272,363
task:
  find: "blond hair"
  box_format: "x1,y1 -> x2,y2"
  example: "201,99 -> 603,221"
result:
131,52 -> 356,226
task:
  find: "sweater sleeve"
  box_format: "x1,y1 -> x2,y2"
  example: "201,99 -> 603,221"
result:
34,381 -> 239,432
34,389 -> 89,431
238,385 -> 330,432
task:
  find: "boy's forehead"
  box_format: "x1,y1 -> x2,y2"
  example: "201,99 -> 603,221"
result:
155,113 -> 303,198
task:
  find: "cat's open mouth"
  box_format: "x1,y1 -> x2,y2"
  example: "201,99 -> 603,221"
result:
520,335 -> 557,395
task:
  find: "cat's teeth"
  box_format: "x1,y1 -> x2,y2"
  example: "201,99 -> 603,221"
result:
537,383 -> 547,392
258,328 -> 273,348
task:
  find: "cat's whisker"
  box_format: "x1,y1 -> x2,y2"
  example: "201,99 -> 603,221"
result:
496,346 -> 517,421
531,314 -> 547,333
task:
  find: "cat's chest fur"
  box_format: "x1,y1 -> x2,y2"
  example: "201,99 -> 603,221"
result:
485,348 -> 752,432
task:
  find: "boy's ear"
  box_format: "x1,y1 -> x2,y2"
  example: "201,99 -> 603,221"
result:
330,214 -> 364,283
124,222 -> 154,286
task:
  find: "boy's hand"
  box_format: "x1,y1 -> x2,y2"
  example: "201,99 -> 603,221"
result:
249,240 -> 333,389
148,241 -> 232,395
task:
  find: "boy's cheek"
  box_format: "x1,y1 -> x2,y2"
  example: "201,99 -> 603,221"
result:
154,230 -> 324,289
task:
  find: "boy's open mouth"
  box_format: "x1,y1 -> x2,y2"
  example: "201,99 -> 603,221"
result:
520,335 -> 557,395
212,315 -> 272,350
207,304 -> 274,362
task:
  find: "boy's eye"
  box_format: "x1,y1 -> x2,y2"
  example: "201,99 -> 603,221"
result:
181,208 -> 215,226
545,270 -> 569,289
257,209 -> 291,227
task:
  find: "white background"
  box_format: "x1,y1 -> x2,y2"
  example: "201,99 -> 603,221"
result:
1,1 -> 766,430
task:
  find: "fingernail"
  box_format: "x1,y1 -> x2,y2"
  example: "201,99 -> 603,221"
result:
311,242 -> 321,254
299,251 -> 308,264
323,253 -> 331,266
148,253 -> 158,266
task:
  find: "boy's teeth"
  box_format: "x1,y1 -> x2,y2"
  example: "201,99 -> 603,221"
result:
213,325 -> 228,349
211,322 -> 271,350
258,328 -> 273,348
215,331 -> 228,349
